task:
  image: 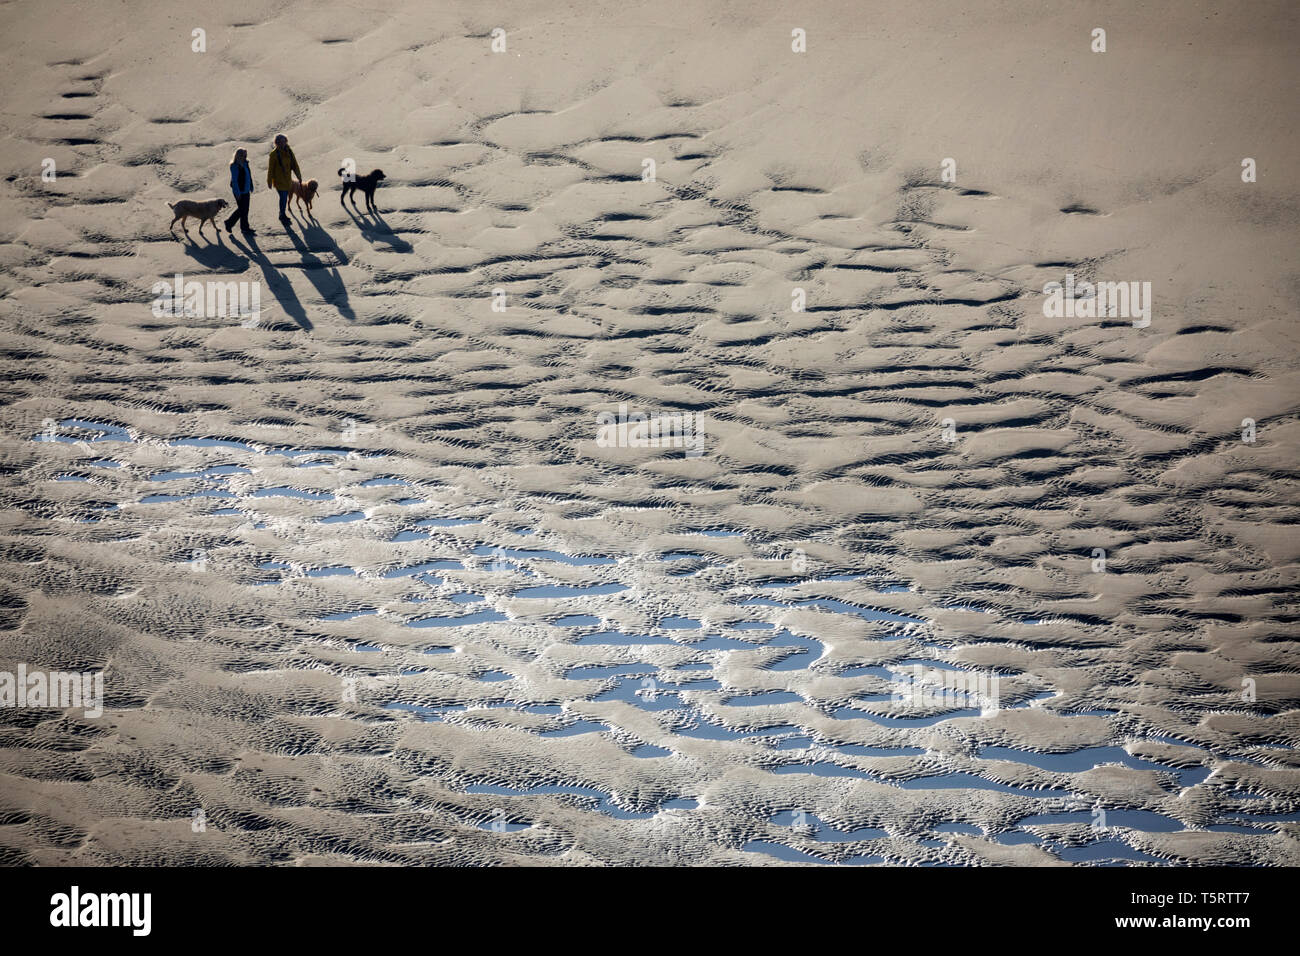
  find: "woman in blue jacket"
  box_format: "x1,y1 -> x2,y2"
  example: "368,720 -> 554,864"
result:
223,148 -> 256,235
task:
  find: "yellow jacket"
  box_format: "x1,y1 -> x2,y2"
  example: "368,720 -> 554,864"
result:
267,145 -> 301,191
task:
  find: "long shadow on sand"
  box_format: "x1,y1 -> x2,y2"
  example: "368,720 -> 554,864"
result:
284,213 -> 355,321
343,203 -> 413,253
177,227 -> 247,271
227,231 -> 313,331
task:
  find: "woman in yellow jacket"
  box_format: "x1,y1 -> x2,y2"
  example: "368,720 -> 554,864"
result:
267,133 -> 302,222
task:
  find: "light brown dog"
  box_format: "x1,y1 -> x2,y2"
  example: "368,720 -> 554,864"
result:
167,198 -> 228,238
290,178 -> 319,216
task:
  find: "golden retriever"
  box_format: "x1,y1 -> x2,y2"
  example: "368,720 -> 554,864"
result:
290,178 -> 319,216
167,198 -> 228,238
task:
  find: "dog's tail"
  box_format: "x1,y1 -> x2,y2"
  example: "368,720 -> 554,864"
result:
166,201 -> 176,210
337,168 -> 348,178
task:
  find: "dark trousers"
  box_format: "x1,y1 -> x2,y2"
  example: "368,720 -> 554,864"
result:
277,189 -> 290,218
224,193 -> 251,231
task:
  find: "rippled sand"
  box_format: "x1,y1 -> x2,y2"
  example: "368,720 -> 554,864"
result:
1,0 -> 1298,865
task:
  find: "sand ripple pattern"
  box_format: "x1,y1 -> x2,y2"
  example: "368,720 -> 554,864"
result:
0,0 -> 1298,865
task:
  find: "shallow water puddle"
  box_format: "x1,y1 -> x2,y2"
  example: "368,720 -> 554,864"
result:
978,745 -> 1183,775
631,743 -> 673,758
321,511 -> 366,523
674,718 -> 802,741
829,704 -> 984,727
142,489 -> 238,503
34,418 -> 132,443
764,630 -> 824,669
592,674 -> 722,711
539,719 -> 612,737
1217,810 -> 1300,827
31,417 -> 1241,855
672,632 -> 763,651
574,630 -> 677,646
1016,808 -> 1185,831
723,690 -> 802,707
409,609 -> 508,627
470,544 -> 616,567
305,566 -> 353,578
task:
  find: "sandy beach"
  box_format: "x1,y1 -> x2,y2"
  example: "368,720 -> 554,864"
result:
0,0 -> 1297,865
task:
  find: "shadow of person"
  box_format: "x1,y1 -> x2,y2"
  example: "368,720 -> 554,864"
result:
180,232 -> 247,272
228,232 -> 313,331
284,217 -> 354,321
295,212 -> 349,267
343,204 -> 413,253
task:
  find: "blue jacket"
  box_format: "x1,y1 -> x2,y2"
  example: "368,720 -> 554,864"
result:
229,160 -> 253,196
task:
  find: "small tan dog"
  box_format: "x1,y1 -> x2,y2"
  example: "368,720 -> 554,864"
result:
290,178 -> 319,216
167,198 -> 228,238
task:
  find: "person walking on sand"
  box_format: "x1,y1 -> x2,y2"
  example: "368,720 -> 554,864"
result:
267,133 -> 302,223
224,148 -> 256,235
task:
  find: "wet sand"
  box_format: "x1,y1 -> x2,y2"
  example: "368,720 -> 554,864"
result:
0,0 -> 1298,865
